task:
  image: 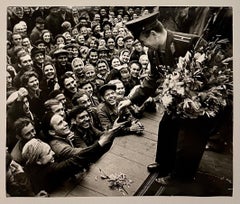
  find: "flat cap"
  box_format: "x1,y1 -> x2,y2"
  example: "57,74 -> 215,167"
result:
31,47 -> 45,57
125,12 -> 160,39
99,84 -> 116,96
53,48 -> 69,57
35,17 -> 45,24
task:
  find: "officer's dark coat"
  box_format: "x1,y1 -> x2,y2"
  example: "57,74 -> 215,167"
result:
130,30 -> 200,106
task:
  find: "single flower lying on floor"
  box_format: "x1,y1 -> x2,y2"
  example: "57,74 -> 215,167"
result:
96,168 -> 133,195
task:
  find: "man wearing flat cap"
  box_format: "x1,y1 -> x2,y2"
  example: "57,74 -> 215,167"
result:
53,48 -> 72,79
31,47 -> 47,81
119,11 -> 208,184
30,17 -> 45,44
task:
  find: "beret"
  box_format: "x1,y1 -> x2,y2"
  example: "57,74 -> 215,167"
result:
99,84 -> 116,96
125,12 -> 159,39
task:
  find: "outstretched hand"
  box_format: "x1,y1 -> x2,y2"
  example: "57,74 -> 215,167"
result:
118,99 -> 132,112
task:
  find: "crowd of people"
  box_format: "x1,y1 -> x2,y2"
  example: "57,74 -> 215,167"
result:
6,6 -> 232,197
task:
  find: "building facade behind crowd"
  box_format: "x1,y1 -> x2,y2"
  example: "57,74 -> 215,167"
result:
6,6 -> 232,196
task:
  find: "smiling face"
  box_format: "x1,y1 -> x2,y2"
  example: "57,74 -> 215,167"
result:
72,59 -> 84,75
50,114 -> 71,137
75,110 -> 91,129
27,76 -> 39,92
42,32 -> 51,43
77,94 -> 92,111
103,89 -> 117,106
111,58 -> 121,68
64,77 -> 77,93
33,52 -> 45,64
43,64 -> 55,79
120,51 -> 130,63
97,62 -> 109,76
81,83 -> 93,96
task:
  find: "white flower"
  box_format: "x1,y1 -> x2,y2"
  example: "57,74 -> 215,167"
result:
161,94 -> 173,108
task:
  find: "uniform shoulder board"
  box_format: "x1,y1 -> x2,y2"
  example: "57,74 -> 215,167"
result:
173,32 -> 198,43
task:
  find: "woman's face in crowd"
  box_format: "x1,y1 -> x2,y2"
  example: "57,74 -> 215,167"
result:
120,67 -> 130,81
43,32 -> 51,43
77,35 -> 85,44
111,58 -> 121,68
94,25 -> 101,33
72,47 -> 79,57
120,51 -> 130,63
118,28 -> 125,36
27,76 -> 39,92
56,37 -> 65,45
85,69 -> 96,82
72,59 -> 84,75
44,64 -> 55,79
112,28 -> 118,37
116,37 -> 124,47
82,83 -> 93,96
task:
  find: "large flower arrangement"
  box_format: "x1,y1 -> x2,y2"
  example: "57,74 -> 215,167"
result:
159,38 -> 233,119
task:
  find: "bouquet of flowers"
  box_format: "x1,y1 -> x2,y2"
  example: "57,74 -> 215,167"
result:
159,38 -> 233,119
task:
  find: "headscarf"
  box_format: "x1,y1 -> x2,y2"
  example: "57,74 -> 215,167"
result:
22,138 -> 49,165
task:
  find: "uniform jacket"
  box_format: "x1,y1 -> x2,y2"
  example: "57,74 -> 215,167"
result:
130,30 -> 200,106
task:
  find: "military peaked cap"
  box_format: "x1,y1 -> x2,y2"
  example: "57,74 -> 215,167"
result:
125,12 -> 160,39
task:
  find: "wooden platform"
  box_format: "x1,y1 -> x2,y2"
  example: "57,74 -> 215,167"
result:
50,106 -> 165,197
49,104 -> 232,197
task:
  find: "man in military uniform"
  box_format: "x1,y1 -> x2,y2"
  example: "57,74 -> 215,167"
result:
118,12 -> 211,184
